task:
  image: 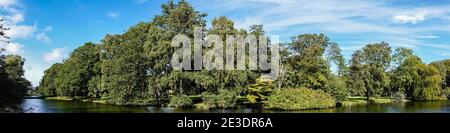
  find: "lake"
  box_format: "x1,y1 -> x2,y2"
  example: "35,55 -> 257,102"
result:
21,98 -> 450,113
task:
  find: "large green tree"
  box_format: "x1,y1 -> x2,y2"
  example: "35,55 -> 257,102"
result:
37,63 -> 63,96
283,34 -> 331,90
0,54 -> 30,112
348,42 -> 391,99
54,42 -> 100,97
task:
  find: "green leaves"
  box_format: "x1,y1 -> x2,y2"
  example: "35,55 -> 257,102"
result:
0,54 -> 30,112
265,88 -> 336,110
348,43 -> 391,99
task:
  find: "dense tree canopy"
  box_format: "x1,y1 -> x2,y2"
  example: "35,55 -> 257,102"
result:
348,43 -> 391,99
33,0 -> 450,110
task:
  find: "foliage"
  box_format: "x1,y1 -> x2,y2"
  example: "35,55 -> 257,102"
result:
37,63 -> 63,96
246,77 -> 274,103
283,34 -> 331,90
324,75 -> 348,102
168,94 -> 193,108
265,88 -> 336,110
200,89 -> 238,109
32,0 -> 450,111
390,50 -> 446,101
430,59 -> 450,89
347,42 -> 391,99
0,53 -> 30,112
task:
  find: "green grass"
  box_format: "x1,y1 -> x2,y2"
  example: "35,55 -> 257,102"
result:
369,97 -> 393,104
93,100 -> 107,104
45,96 -> 73,101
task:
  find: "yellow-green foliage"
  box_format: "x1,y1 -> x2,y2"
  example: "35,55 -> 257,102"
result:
45,96 -> 73,101
246,77 -> 274,103
265,88 -> 336,110
368,97 -> 393,104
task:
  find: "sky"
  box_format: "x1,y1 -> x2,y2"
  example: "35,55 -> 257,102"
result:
1,0 -> 450,87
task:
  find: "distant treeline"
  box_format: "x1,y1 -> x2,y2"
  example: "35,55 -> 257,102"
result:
33,0 -> 450,110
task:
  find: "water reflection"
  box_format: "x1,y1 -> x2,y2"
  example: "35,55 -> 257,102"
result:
21,99 -> 450,113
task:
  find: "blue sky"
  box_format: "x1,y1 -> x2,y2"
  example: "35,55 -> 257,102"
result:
1,0 -> 450,86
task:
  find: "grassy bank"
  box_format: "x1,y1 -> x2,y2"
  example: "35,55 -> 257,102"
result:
45,96 -> 74,101
45,96 -> 109,104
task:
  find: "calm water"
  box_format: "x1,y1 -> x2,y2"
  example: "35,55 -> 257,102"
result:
21,98 -> 450,113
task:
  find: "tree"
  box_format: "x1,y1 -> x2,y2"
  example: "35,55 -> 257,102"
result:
283,34 -> 331,90
53,42 -> 100,97
0,54 -> 30,112
0,18 -> 10,43
391,50 -> 446,101
144,0 -> 208,105
38,63 -> 63,96
430,59 -> 450,89
348,42 -> 391,99
325,42 -> 346,77
246,77 -> 274,104
347,50 -> 368,96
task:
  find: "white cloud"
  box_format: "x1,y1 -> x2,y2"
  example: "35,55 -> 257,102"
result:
5,12 -> 24,24
106,12 -> 120,19
4,24 -> 37,39
0,0 -> 17,8
0,42 -> 23,55
193,0 -> 450,56
392,11 -> 427,24
43,48 -> 67,63
416,34 -> 440,39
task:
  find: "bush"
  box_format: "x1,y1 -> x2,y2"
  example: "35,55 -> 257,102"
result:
246,77 -> 274,103
265,88 -> 336,110
168,94 -> 192,108
200,89 -> 238,109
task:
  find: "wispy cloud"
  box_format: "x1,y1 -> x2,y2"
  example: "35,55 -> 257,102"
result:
392,11 -> 427,24
192,0 -> 450,58
106,12 -> 120,19
0,42 -> 23,55
36,26 -> 52,44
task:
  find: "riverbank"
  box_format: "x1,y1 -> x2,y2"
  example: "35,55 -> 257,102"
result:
21,98 -> 450,113
44,96 -> 108,104
341,97 -> 396,106
43,96 -> 400,111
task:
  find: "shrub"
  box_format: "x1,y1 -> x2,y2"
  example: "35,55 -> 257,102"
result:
246,77 -> 274,103
265,88 -> 336,110
168,94 -> 192,108
200,89 -> 238,109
